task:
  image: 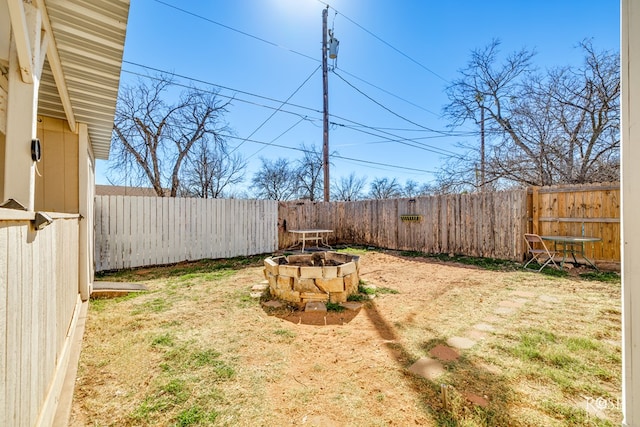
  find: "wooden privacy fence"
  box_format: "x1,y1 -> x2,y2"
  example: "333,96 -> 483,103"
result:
94,183 -> 620,271
279,183 -> 621,264
529,182 -> 620,262
279,189 -> 529,261
94,196 -> 278,271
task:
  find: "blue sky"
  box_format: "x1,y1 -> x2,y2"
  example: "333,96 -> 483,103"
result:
98,0 -> 621,195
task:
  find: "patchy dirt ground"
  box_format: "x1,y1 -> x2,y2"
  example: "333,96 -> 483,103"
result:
70,250 -> 622,426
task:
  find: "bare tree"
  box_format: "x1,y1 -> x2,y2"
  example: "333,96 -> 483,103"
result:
110,74 -> 230,196
251,157 -> 298,200
294,143 -> 324,201
417,182 -> 440,196
443,39 -> 619,189
180,138 -> 247,198
331,173 -> 367,201
369,177 -> 402,199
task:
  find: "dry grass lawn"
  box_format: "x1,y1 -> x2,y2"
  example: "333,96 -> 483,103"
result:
70,249 -> 622,426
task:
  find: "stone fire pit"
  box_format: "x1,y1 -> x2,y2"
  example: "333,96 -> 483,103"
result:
263,252 -> 360,308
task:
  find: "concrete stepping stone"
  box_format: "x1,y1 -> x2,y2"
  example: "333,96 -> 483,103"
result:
539,295 -> 559,303
91,281 -> 147,298
305,301 -> 327,312
473,323 -> 495,332
463,392 -> 489,407
408,357 -> 445,380
429,344 -> 460,361
340,302 -> 362,311
513,298 -> 529,305
466,329 -> 487,341
494,307 -> 515,315
262,300 -> 285,308
498,300 -> 524,308
447,336 -> 476,350
251,282 -> 269,292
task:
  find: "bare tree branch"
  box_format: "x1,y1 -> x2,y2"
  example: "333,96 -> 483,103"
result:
109,74 -> 231,196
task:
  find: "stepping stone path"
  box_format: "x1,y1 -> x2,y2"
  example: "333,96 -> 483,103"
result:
250,280 -> 270,299
341,302 -> 364,311
91,281 -> 148,298
473,323 -> 495,332
408,357 -> 446,381
429,344 -> 460,361
305,301 -> 327,312
465,329 -> 488,341
262,300 -> 285,309
498,300 -> 524,308
447,336 -> 476,350
407,288 -> 560,409
463,392 -> 490,408
494,306 -> 515,315
539,294 -> 560,303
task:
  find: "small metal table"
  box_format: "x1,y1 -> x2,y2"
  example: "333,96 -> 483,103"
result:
288,229 -> 333,252
540,235 -> 601,270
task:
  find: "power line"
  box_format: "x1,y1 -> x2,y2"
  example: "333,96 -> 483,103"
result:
316,0 -> 449,84
333,69 -> 448,134
219,133 -> 436,174
228,65 -> 321,154
122,62 -> 468,146
245,116 -> 308,160
152,0 -> 317,63
336,157 -> 430,176
332,121 -> 463,159
118,88 -> 443,174
336,67 -> 443,118
121,63 -> 464,161
123,61 -> 321,116
148,0 -> 442,121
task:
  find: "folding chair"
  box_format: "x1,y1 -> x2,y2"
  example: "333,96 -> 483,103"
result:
523,233 -> 559,272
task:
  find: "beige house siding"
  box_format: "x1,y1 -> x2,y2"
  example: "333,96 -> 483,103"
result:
622,0 -> 640,425
35,116 -> 79,213
1,0 -> 129,424
0,214 -> 80,427
0,131 -> 4,201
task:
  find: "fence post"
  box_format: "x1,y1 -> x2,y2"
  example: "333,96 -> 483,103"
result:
531,186 -> 540,234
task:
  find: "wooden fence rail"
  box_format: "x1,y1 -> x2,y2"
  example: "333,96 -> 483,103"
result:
94,196 -> 278,271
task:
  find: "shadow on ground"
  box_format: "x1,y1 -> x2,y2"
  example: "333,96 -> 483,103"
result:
364,300 -> 520,426
262,303 -> 361,325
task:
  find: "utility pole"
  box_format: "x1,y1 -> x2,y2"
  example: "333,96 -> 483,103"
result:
322,6 -> 330,202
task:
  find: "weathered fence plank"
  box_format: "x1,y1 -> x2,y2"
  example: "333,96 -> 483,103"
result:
94,196 -> 278,271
